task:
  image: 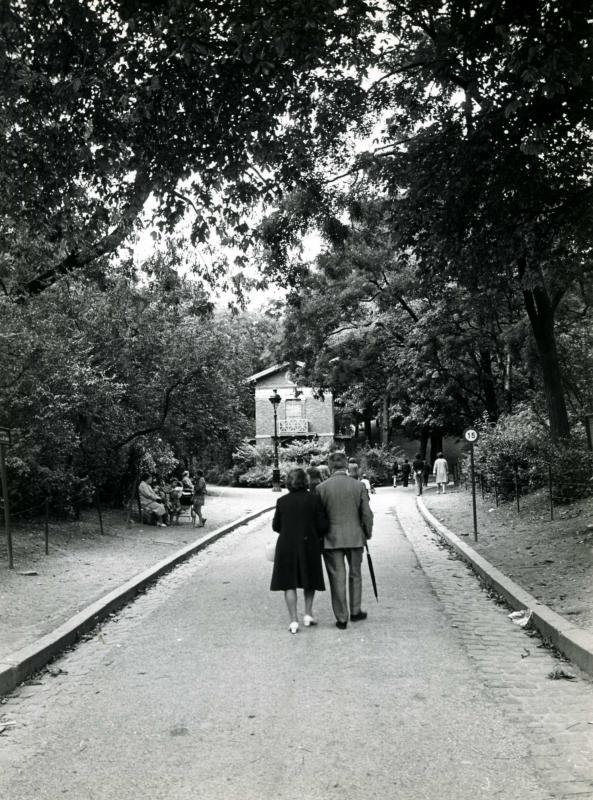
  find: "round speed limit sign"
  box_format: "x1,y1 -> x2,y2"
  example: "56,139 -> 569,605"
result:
464,428 -> 479,443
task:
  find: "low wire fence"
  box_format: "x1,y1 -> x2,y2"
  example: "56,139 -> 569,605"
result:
0,489 -> 107,569
452,460 -> 593,520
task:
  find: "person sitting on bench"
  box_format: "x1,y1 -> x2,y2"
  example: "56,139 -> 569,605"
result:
138,473 -> 168,527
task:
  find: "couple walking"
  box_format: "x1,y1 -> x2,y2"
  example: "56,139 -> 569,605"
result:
270,451 -> 374,633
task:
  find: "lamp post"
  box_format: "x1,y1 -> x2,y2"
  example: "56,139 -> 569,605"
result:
269,389 -> 281,491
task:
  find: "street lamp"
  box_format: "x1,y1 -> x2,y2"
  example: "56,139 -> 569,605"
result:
269,389 -> 282,491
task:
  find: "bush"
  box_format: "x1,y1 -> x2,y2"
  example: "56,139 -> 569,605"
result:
205,466 -> 234,486
348,445 -> 398,485
281,440 -> 331,464
238,465 -> 277,488
472,409 -> 593,502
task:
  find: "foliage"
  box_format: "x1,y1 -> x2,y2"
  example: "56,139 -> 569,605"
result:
237,465 -> 276,488
205,466 -> 234,486
0,257 -> 276,510
472,410 -> 593,502
1,0 -> 374,296
279,440 -> 331,465
231,442 -> 275,472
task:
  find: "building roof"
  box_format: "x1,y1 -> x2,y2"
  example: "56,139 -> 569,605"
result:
245,361 -> 305,384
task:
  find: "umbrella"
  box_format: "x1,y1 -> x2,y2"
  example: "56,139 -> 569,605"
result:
365,541 -> 379,601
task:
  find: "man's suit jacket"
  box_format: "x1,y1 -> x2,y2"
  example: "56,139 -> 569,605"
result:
316,470 -> 373,550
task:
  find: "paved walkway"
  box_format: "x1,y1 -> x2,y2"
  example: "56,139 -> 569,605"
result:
2,490 -> 592,798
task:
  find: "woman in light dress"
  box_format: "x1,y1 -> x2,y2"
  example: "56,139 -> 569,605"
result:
433,453 -> 449,494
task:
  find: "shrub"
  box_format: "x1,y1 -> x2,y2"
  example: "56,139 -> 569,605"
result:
348,445 -> 399,485
281,439 -> 331,464
205,466 -> 234,485
472,409 -> 593,502
237,465 -> 281,488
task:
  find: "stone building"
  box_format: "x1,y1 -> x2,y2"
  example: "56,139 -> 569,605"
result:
246,363 -> 335,444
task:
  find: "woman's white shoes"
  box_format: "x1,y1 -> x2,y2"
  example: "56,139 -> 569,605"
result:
289,621 -> 299,634
303,615 -> 317,627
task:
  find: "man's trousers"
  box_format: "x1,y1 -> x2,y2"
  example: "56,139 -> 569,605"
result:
323,547 -> 364,624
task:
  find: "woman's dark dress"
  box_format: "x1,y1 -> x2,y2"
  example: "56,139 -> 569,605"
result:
270,489 -> 328,591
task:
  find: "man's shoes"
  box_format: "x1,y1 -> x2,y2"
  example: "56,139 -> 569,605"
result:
289,621 -> 299,634
335,620 -> 348,630
303,615 -> 317,627
350,611 -> 368,622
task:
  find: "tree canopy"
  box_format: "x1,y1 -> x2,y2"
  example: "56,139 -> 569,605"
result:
1,0 -> 374,296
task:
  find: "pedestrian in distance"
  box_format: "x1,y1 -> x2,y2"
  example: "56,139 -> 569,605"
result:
270,467 -> 329,634
138,473 -> 169,527
192,468 -> 208,527
433,452 -> 449,494
316,451 -> 373,630
422,460 -> 431,488
306,465 -> 323,493
412,453 -> 424,496
347,457 -> 359,478
361,473 -> 373,497
401,458 -> 411,487
392,460 -> 399,487
317,462 -> 331,482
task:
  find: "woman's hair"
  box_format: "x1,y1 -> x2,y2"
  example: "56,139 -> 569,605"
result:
415,452 -> 422,459
195,468 -> 204,477
140,472 -> 151,481
437,452 -> 443,459
286,467 -> 308,491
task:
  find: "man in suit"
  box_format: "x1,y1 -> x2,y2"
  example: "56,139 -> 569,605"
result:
316,451 -> 374,629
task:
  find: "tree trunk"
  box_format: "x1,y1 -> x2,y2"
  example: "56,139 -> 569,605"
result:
429,431 -> 443,464
364,414 -> 373,446
479,348 -> 498,420
520,264 -> 570,441
381,393 -> 389,446
504,347 -> 513,413
420,425 -> 429,459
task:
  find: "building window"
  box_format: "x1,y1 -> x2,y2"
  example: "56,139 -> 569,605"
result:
285,399 -> 302,419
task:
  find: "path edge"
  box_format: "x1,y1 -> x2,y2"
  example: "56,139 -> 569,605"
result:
416,497 -> 593,677
0,505 -> 275,697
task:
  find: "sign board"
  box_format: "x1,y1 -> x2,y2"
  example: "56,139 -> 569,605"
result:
0,428 -> 11,447
463,428 -> 479,443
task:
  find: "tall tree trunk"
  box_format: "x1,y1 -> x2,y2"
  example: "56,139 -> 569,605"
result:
363,413 -> 373,446
519,260 -> 570,441
504,347 -> 513,413
479,348 -> 498,420
381,393 -> 389,446
420,425 -> 429,459
429,430 -> 443,464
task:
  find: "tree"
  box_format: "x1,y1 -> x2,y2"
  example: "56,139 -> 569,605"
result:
0,249 -> 279,508
362,0 -> 593,440
1,0 -> 374,296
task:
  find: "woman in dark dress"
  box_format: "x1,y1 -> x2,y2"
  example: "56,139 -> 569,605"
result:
270,467 -> 329,634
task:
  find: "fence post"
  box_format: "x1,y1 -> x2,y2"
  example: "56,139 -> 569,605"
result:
44,497 -> 49,554
95,489 -> 104,535
514,461 -> 520,513
548,463 -> 554,521
0,443 -> 13,569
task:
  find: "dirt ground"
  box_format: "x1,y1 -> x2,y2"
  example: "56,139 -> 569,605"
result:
0,487 -> 277,661
422,483 -> 593,633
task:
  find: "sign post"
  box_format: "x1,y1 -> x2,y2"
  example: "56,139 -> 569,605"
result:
0,427 -> 13,569
464,428 -> 479,542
